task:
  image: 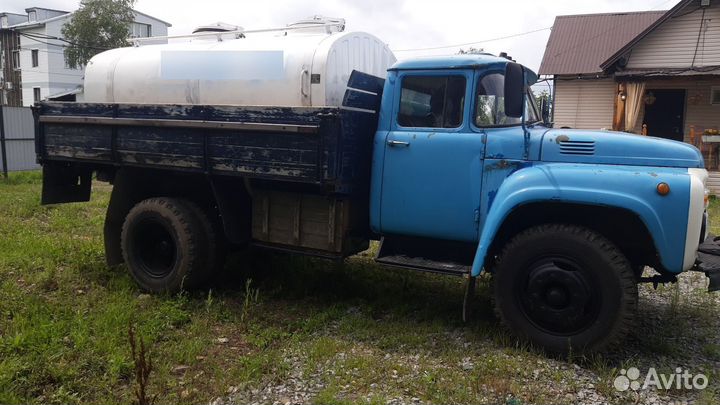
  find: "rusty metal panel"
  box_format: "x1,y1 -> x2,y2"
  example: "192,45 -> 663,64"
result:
0,106 -> 39,172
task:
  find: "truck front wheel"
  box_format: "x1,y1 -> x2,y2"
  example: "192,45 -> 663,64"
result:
121,197 -> 217,293
493,224 -> 637,354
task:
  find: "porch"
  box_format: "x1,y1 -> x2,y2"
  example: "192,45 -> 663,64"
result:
612,72 -> 720,192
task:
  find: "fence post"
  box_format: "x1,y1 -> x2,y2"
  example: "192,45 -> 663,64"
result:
0,106 -> 8,179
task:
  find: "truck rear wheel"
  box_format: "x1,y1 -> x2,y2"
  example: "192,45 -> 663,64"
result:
121,197 -> 217,293
493,224 -> 637,354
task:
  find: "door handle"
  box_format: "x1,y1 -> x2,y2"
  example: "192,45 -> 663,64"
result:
387,140 -> 410,147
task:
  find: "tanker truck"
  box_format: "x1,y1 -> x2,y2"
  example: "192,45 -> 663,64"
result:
34,17 -> 720,354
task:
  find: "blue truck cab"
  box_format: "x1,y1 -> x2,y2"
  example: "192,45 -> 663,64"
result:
35,53 -> 719,354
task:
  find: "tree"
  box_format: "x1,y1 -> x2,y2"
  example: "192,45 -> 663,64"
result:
62,0 -> 136,69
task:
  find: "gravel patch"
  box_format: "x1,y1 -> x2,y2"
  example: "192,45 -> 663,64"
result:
214,270 -> 719,405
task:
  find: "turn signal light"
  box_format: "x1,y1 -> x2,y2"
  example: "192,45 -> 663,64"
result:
705,189 -> 710,208
657,182 -> 670,196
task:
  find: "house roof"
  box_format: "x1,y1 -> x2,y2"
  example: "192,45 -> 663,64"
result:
7,8 -> 171,29
538,10 -> 665,75
24,7 -> 70,14
1,7 -> 71,29
600,0 -> 696,70
9,11 -> 72,30
133,10 -> 172,27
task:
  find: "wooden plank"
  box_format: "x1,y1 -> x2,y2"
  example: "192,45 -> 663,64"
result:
209,157 -> 317,179
45,145 -> 111,161
118,150 -> 203,169
39,115 -> 319,134
347,70 -> 385,95
342,89 -> 381,112
40,102 -> 338,125
39,102 -> 116,117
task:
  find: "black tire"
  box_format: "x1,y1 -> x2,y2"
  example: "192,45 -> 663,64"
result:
184,201 -> 225,278
493,224 -> 637,354
121,197 -> 217,293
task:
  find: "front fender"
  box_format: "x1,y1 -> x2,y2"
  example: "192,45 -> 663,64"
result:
471,163 -> 691,276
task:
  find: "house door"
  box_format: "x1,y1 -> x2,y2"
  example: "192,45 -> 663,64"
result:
643,89 -> 685,142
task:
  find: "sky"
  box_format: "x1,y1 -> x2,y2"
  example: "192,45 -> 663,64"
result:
3,0 -> 680,73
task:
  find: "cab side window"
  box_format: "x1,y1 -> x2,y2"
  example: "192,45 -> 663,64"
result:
475,72 -> 522,127
398,75 -> 466,128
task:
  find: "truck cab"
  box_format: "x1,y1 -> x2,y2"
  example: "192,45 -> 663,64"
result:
368,54 -> 714,352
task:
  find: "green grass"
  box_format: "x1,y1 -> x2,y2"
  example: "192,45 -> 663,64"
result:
0,171 -> 718,404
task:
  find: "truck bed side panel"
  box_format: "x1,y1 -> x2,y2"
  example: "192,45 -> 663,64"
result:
37,102 -> 378,194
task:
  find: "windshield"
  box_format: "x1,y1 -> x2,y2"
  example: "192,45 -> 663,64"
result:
475,71 -> 541,127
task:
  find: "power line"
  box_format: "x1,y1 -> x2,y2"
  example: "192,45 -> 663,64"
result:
690,7 -> 707,67
392,26 -> 553,52
12,68 -> 83,77
15,31 -> 111,52
15,30 -> 111,51
650,0 -> 676,10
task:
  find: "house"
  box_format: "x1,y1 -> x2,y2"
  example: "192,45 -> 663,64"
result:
540,0 -> 720,184
0,6 -> 171,106
0,12 -> 27,106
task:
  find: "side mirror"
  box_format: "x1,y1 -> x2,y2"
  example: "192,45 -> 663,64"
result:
540,96 -> 550,123
504,62 -> 525,119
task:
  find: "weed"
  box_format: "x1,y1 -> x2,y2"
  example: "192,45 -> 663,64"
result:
129,323 -> 155,405
241,278 -> 260,323
205,289 -> 214,313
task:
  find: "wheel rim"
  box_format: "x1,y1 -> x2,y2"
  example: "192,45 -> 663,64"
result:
517,256 -> 600,336
131,218 -> 177,278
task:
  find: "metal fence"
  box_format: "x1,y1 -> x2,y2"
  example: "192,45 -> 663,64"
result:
0,106 -> 38,177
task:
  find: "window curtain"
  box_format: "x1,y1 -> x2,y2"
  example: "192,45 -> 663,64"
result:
625,82 -> 646,133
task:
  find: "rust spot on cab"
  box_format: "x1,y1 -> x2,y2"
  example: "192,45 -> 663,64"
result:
555,134 -> 570,144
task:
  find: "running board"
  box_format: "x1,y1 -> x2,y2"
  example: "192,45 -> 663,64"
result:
375,236 -> 473,277
375,255 -> 470,276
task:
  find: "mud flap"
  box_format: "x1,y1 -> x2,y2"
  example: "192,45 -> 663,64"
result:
696,234 -> 720,292
41,163 -> 92,204
462,275 -> 476,323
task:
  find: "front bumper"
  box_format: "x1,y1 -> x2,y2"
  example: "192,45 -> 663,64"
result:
695,234 -> 720,292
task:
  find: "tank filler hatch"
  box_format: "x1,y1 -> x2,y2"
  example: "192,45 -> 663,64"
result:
287,15 -> 345,33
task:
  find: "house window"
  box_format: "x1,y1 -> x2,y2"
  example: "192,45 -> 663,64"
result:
1,16 -> 8,28
33,87 -> 41,103
130,22 -> 151,38
712,87 -> 720,105
28,10 -> 36,22
397,75 -> 466,128
12,50 -> 20,69
31,49 -> 39,67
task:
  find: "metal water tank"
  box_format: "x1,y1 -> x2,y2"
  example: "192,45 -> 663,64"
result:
82,19 -> 396,107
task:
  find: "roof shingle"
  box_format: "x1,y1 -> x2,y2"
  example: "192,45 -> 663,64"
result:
539,11 -> 665,75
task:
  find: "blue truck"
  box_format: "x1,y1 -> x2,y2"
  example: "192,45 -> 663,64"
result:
35,54 -> 720,354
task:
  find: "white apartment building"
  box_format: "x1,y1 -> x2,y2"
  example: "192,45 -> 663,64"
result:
5,6 -> 171,106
